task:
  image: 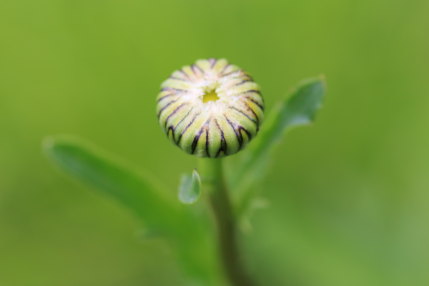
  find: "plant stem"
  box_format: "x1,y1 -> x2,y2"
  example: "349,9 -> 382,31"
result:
199,158 -> 256,286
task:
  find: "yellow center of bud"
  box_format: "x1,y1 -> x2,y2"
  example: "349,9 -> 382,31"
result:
202,89 -> 220,103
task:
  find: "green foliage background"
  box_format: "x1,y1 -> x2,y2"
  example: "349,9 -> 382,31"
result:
1,0 -> 428,285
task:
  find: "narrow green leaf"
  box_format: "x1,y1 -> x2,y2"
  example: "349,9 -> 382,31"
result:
43,135 -> 182,236
231,77 -> 326,210
43,135 -> 222,285
178,169 -> 202,204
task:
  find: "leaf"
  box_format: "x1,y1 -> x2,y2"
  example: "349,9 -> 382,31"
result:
43,135 -> 183,236
43,135 -> 222,286
178,169 -> 202,204
231,77 -> 326,211
238,197 -> 270,233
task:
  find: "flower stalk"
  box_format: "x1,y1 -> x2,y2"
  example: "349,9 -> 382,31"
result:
199,158 -> 256,286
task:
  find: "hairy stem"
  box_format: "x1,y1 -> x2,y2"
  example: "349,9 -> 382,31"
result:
199,159 -> 256,286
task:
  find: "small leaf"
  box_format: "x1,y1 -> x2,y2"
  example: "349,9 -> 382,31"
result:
238,197 -> 270,233
43,135 -> 182,236
231,77 -> 326,213
178,169 -> 202,204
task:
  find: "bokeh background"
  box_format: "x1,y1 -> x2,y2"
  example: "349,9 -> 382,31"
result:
1,0 -> 429,285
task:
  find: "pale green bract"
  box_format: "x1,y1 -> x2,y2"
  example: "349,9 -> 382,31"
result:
157,58 -> 264,158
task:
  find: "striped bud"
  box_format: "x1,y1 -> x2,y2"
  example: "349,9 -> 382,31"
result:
157,59 -> 264,158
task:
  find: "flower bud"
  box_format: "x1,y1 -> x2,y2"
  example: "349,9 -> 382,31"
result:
157,59 -> 264,158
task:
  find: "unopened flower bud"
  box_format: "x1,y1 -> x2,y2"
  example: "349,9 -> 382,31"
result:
157,59 -> 264,158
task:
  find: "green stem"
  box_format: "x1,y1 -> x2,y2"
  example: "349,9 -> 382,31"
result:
199,158 -> 256,286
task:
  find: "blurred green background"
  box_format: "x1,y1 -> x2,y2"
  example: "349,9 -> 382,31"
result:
1,0 -> 428,285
